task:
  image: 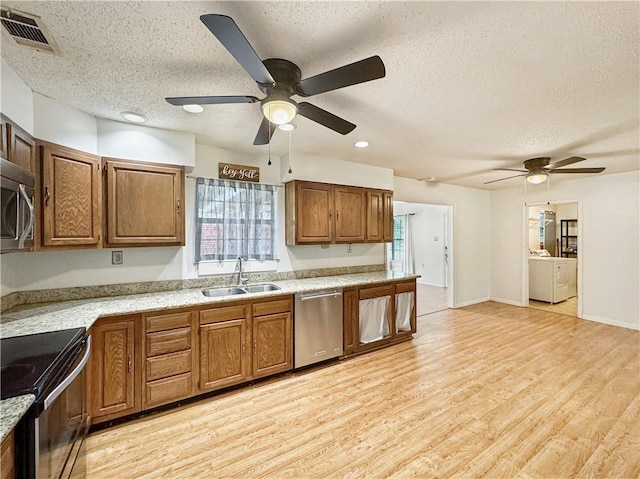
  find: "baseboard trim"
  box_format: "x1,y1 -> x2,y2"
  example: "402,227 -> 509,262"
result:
490,297 -> 524,307
454,297 -> 491,308
581,314 -> 640,331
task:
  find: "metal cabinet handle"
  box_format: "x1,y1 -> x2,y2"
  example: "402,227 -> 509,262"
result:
127,354 -> 132,373
177,199 -> 181,215
241,343 -> 245,355
44,186 -> 51,206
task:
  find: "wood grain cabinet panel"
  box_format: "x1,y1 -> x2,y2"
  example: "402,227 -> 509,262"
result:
199,317 -> 249,391
40,141 -> 102,247
1,430 -> 14,479
88,315 -> 141,423
145,373 -> 192,409
252,312 -> 292,378
1,113 -> 35,173
343,288 -> 359,355
104,158 -> 184,246
286,180 -> 390,245
382,191 -> 393,242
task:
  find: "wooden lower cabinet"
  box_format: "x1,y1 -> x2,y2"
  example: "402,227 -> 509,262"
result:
252,298 -> 293,378
143,310 -> 196,409
199,313 -> 249,391
88,314 -> 141,424
1,429 -> 14,479
342,279 -> 417,355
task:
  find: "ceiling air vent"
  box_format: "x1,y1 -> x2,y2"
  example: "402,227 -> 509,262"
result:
1,8 -> 59,54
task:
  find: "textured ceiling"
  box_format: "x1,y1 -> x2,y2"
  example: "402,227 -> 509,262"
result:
1,1 -> 638,189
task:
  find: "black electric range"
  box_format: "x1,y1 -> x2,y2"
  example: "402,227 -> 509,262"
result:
1,327 -> 86,401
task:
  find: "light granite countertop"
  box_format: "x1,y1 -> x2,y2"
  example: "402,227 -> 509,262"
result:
0,271 -> 418,339
1,395 -> 35,442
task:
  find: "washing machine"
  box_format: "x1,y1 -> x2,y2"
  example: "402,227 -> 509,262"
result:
529,257 -> 577,304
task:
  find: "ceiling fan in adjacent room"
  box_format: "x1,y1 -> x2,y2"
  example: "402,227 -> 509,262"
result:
166,14 -> 386,145
484,156 -> 606,184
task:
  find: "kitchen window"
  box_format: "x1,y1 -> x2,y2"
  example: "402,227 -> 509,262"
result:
391,216 -> 404,261
195,178 -> 276,262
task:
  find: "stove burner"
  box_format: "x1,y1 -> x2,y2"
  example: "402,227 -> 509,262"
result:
1,364 -> 37,384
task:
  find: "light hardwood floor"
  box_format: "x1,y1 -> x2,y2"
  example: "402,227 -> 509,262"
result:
86,302 -> 639,479
416,282 -> 448,316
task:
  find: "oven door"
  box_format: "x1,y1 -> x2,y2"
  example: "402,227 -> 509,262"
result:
34,336 -> 91,479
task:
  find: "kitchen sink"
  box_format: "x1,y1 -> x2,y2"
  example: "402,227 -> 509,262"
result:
201,284 -> 281,297
201,286 -> 247,297
243,284 -> 281,293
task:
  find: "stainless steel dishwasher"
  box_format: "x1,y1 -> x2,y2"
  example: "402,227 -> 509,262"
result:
294,288 -> 343,368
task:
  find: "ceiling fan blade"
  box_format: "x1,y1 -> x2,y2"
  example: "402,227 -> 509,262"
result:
483,174 -> 527,184
253,117 -> 275,145
200,14 -> 275,85
549,167 -> 605,174
493,168 -> 529,173
548,156 -> 586,169
166,95 -> 259,106
296,56 -> 385,97
297,102 -> 356,135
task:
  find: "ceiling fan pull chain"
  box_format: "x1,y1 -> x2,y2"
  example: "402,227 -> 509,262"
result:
267,110 -> 272,166
288,129 -> 293,174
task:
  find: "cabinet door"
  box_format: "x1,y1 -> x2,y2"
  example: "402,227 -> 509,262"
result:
89,317 -> 140,421
343,288 -> 359,354
10,121 -> 35,173
382,191 -> 393,242
252,312 -> 292,378
40,142 -> 102,247
334,186 -> 366,243
105,159 -> 184,246
1,115 -> 9,162
1,430 -> 14,479
292,181 -> 333,244
366,190 -> 383,242
199,318 -> 249,391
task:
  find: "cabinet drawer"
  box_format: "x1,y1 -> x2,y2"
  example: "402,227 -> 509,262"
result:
146,311 -> 191,333
359,284 -> 394,300
252,297 -> 292,317
395,281 -> 416,294
146,327 -> 191,356
146,350 -> 191,381
145,373 -> 192,408
200,304 -> 247,325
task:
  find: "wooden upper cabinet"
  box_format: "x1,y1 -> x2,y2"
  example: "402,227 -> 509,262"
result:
104,158 -> 184,247
366,190 -> 384,242
285,180 -> 378,245
286,181 -> 333,244
1,113 -> 36,173
334,186 -> 366,243
382,191 -> 393,242
40,141 -> 102,247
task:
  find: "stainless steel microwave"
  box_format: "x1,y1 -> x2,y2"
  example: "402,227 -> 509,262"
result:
1,156 -> 35,252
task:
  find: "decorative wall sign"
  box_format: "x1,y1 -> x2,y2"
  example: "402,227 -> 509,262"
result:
218,163 -> 260,183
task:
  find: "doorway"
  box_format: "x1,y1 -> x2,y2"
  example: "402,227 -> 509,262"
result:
387,201 -> 452,316
525,201 -> 580,317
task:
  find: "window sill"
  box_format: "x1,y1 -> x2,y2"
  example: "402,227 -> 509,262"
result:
197,259 -> 279,277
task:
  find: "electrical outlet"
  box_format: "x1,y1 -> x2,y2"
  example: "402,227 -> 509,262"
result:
112,251 -> 123,265
347,244 -> 352,253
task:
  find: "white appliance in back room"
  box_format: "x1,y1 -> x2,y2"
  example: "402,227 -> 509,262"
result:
529,256 -> 577,304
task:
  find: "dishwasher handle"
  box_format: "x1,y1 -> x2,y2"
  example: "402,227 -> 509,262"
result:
297,290 -> 342,301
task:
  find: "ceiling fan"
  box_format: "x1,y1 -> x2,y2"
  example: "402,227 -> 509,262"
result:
484,156 -> 606,184
166,14 -> 386,145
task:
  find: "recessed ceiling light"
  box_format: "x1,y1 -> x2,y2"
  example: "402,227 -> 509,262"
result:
182,104 -> 204,114
121,111 -> 148,123
278,123 -> 296,131
354,141 -> 369,148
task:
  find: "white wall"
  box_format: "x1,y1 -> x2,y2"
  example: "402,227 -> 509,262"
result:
393,177 -> 491,307
490,171 -> 640,330
395,202 -> 448,286
1,59 -> 34,133
34,93 -> 98,153
97,119 -> 195,169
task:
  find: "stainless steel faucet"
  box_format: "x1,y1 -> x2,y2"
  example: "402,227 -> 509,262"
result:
236,257 -> 249,285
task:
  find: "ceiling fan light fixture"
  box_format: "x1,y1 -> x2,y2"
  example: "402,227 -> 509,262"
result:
182,104 -> 204,113
262,99 -> 297,125
526,171 -> 548,184
354,140 -> 370,148
279,122 -> 296,131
